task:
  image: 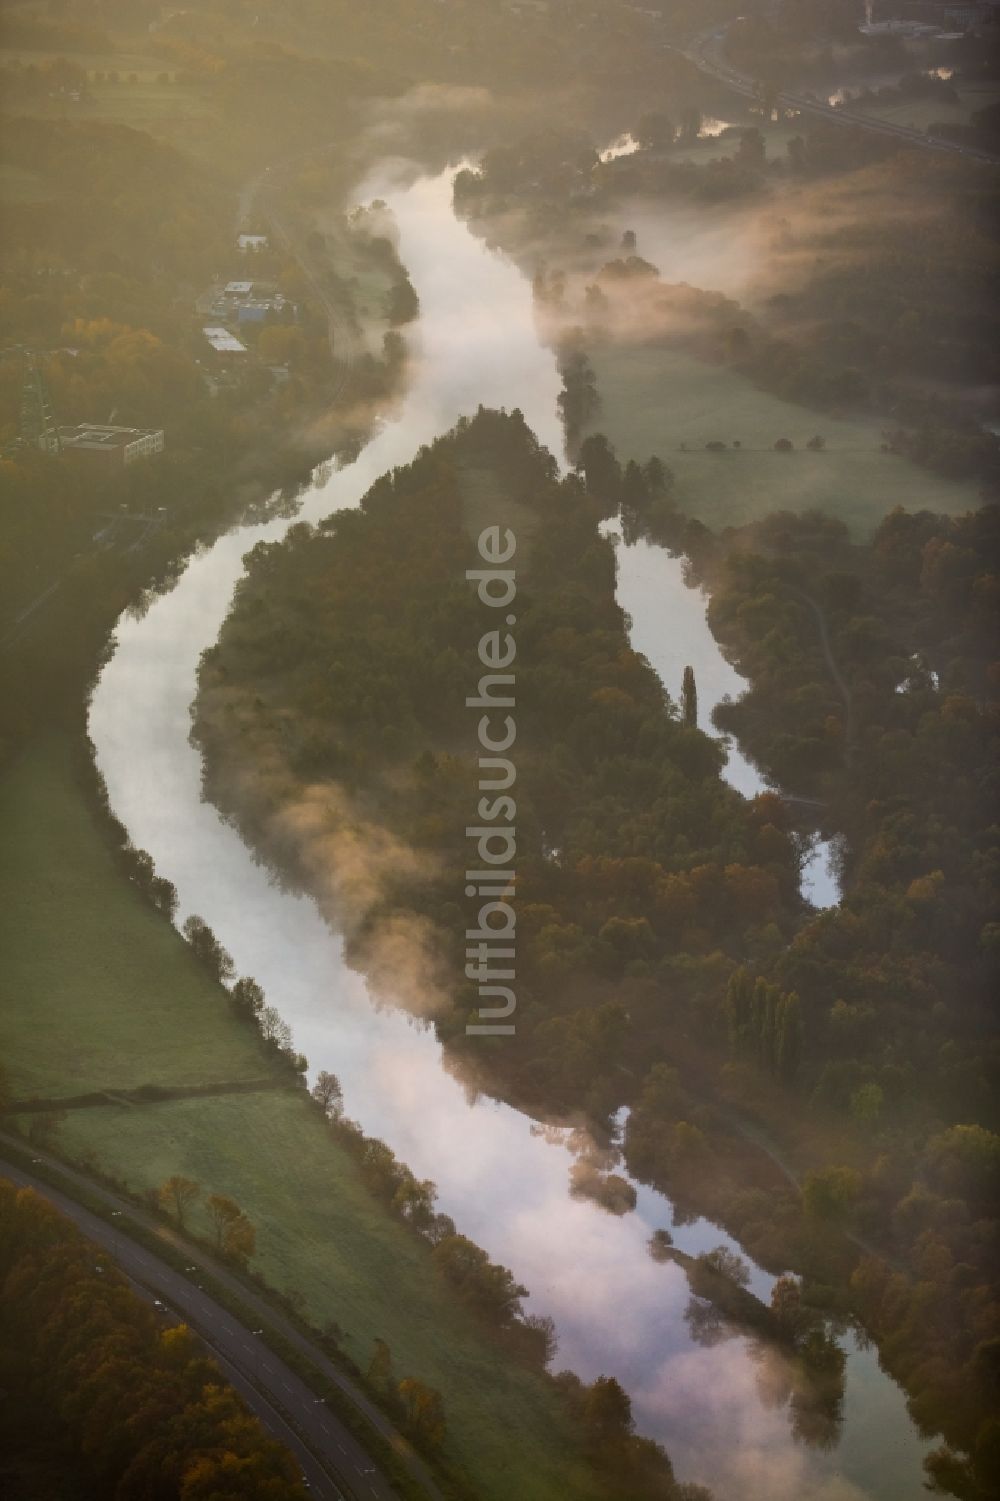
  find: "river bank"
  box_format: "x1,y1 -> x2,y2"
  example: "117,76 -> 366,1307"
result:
79,159 -> 944,1501
0,734 -> 624,1501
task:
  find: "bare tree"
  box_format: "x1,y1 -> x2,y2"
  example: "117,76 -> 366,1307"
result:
259,1005 -> 292,1051
311,1070 -> 343,1119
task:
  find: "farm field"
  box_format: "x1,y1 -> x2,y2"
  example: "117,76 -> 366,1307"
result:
0,737 -> 600,1501
0,48 -> 218,154
1,78 -> 217,144
585,343 -> 979,535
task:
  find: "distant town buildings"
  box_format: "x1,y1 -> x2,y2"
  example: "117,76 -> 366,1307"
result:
58,424 -> 165,468
939,0 -> 999,25
862,0 -> 1000,31
204,279 -> 291,325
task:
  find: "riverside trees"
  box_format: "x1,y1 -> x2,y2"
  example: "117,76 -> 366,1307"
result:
193,408 -> 998,1491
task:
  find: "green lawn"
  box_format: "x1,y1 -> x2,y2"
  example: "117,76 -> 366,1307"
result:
0,739 -> 273,1098
586,343 -> 979,536
0,738 -> 603,1501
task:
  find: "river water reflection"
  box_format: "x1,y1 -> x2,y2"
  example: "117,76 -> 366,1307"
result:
604,530 -> 842,909
90,164 -> 918,1499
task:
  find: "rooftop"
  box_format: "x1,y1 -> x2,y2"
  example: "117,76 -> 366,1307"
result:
59,424 -> 163,449
203,326 -> 248,354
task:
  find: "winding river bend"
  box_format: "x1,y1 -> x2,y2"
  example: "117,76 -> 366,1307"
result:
90,165 -> 920,1500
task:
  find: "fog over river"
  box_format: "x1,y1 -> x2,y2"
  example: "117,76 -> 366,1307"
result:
90,163 -> 921,1500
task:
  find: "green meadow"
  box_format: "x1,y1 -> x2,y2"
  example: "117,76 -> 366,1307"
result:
0,738 -> 604,1501
586,343 -> 979,536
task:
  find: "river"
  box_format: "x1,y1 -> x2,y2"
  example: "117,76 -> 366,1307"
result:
89,163 -> 922,1500
604,532 -> 842,908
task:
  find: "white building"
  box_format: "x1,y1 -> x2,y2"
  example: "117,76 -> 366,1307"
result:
203,326 -> 248,355
58,424 -> 165,468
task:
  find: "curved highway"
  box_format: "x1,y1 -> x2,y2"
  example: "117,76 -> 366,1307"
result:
674,22 -> 1000,166
0,1141 -> 444,1501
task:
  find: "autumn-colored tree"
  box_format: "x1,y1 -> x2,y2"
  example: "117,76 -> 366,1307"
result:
0,1181 -> 304,1497
398,1378 -> 445,1449
770,1274 -> 807,1341
367,1337 -> 394,1394
206,1194 -> 256,1263
158,1174 -> 201,1228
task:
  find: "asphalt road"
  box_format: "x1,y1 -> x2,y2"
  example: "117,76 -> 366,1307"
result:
676,23 -> 1000,166
0,1144 -> 442,1501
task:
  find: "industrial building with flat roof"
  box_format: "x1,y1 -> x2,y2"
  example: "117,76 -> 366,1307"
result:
57,424 -> 165,468
203,326 -> 248,355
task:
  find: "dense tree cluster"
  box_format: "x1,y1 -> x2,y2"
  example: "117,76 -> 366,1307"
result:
555,1370 -> 709,1501
0,1179 -> 307,1499
195,412 -> 998,1492
634,499 -> 998,1494
195,409 -> 804,1124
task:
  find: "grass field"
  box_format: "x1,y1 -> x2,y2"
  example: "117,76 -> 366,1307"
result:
663,119 -> 802,165
57,1090 -> 603,1501
0,47 -> 217,154
0,738 -> 604,1501
0,739 -> 273,1098
3,81 -> 217,147
586,343 -> 979,536
0,163 -> 53,204
82,79 -> 215,132
0,47 -> 164,74
852,83 -> 1000,132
